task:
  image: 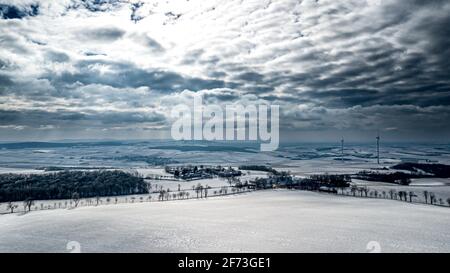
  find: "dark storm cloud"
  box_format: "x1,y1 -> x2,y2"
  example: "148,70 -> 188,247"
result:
43,59 -> 228,92
1,0 -> 450,141
78,27 -> 125,42
0,74 -> 13,87
302,89 -> 381,108
45,50 -> 70,62
67,0 -> 125,13
0,3 -> 39,19
263,3 -> 450,115
236,72 -> 264,83
0,108 -> 166,127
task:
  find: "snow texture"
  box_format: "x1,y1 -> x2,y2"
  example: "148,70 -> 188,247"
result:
0,190 -> 449,253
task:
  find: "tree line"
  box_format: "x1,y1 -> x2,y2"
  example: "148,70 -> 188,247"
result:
239,165 -> 279,175
391,163 -> 450,178
0,170 -> 148,202
354,171 -> 414,185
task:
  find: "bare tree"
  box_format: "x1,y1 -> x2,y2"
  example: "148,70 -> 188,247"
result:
398,191 -> 404,201
159,190 -> 165,201
403,191 -> 409,201
204,184 -> 209,198
7,202 -> 18,213
199,184 -> 204,198
409,191 -> 415,203
389,189 -> 396,199
362,187 -> 369,197
423,191 -> 429,204
350,185 -> 357,196
195,183 -> 202,198
430,193 -> 436,205
227,177 -> 233,187
72,192 -> 80,207
357,187 -> 365,197
23,198 -> 34,212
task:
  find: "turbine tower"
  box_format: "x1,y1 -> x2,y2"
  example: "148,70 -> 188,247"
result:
341,137 -> 344,161
376,131 -> 380,164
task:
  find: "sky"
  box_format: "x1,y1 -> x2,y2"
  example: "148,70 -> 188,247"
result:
0,0 -> 449,143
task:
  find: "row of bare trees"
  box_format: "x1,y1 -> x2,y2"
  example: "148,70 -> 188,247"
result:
158,189 -> 191,201
346,186 -> 450,207
2,182 -> 254,214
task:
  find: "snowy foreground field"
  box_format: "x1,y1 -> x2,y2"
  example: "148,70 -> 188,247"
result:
0,190 -> 449,253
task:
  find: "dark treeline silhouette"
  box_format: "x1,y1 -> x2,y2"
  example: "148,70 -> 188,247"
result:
239,165 -> 279,175
251,177 -> 273,189
354,171 -> 414,185
297,174 -> 351,192
0,170 -> 148,202
249,171 -> 293,189
392,163 -> 450,178
165,165 -> 242,180
248,173 -> 351,192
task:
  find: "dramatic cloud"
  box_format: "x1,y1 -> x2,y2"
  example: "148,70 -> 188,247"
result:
0,0 -> 449,141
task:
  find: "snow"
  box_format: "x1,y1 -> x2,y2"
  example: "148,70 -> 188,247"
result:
1,142 -> 450,252
410,178 -> 450,187
0,190 -> 449,253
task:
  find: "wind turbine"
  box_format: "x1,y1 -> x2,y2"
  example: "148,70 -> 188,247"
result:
341,136 -> 344,161
376,131 -> 380,164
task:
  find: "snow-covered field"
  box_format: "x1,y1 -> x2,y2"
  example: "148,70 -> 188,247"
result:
1,142 -> 450,252
1,190 -> 449,253
2,142 -> 450,172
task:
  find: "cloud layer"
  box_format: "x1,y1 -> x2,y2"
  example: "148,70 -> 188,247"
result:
1,0 -> 449,142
